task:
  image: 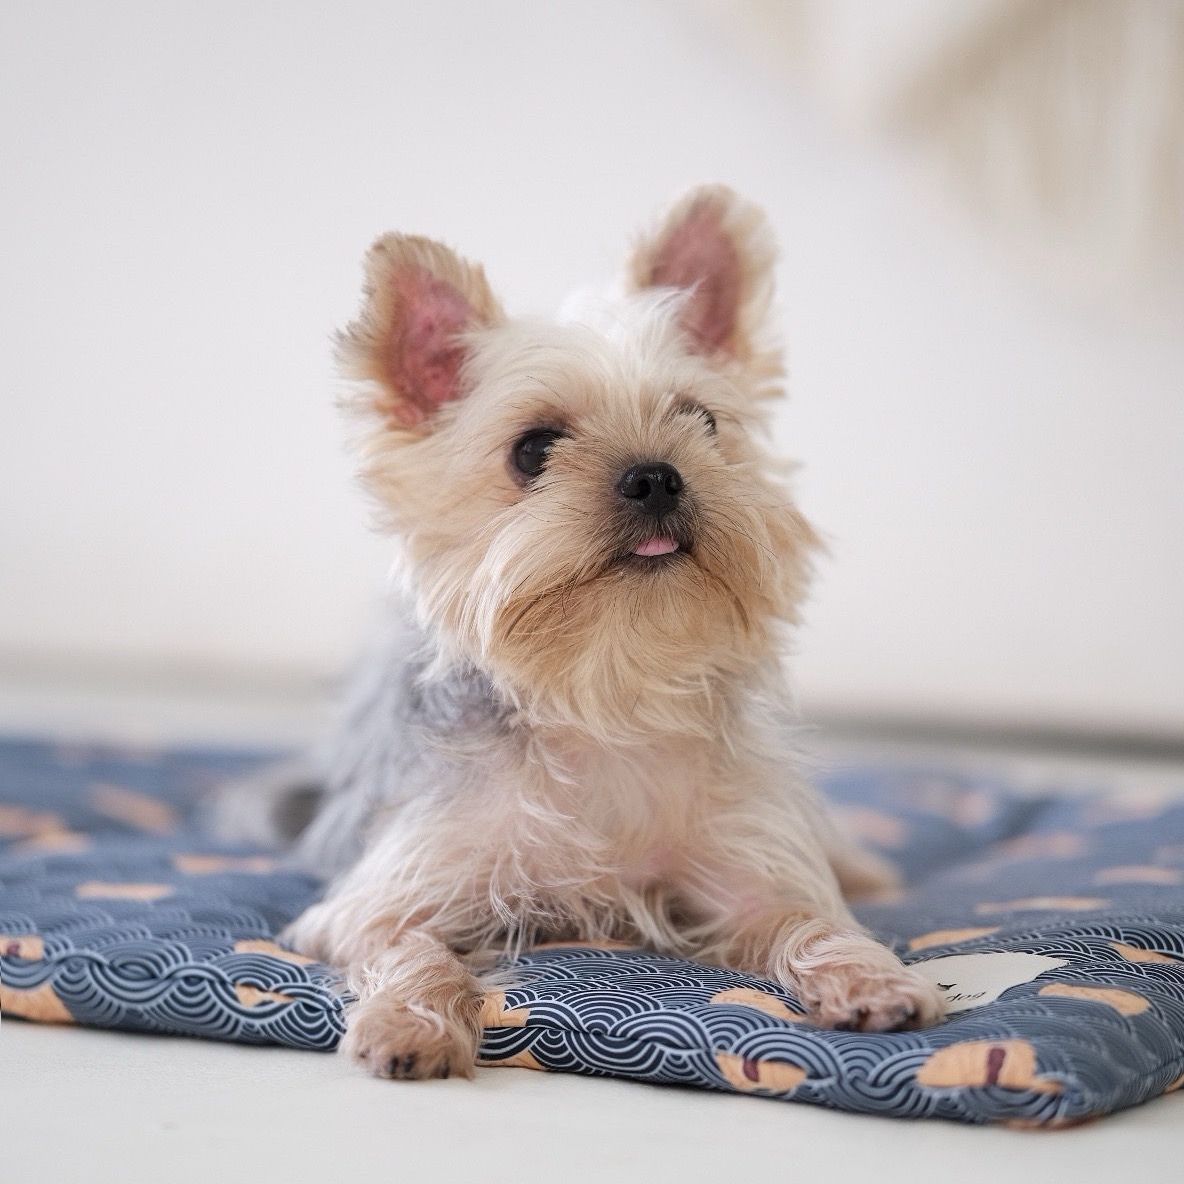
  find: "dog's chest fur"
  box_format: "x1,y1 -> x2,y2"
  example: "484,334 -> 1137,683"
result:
443,733 -> 724,948
294,617 -> 746,948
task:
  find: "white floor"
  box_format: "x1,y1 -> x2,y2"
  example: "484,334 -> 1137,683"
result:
3,676 -> 1184,1182
4,1019 -> 1183,1184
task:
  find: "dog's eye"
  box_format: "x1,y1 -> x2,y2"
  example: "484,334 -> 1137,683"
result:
512,429 -> 564,480
677,401 -> 717,434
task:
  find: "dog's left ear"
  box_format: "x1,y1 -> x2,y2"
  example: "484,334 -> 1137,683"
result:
628,185 -> 776,364
338,234 -> 504,429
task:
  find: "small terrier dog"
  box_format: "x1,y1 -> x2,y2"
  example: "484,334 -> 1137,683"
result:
222,186 -> 945,1079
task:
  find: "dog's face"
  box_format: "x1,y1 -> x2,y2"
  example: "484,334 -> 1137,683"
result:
341,187 -> 817,738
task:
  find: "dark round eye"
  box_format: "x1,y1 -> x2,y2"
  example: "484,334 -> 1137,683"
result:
677,402 -> 717,434
511,429 -> 564,480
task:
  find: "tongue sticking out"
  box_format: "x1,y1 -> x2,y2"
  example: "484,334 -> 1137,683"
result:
633,536 -> 680,558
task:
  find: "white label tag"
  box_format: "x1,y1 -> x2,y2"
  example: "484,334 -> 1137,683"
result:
912,952 -> 1067,1013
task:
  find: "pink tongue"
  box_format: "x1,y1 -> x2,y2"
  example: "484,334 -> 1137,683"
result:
633,536 -> 679,557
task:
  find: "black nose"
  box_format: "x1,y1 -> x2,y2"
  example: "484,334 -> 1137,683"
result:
617,462 -> 684,517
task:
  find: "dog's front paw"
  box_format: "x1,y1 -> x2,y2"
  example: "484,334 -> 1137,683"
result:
341,997 -> 479,1080
796,940 -> 946,1032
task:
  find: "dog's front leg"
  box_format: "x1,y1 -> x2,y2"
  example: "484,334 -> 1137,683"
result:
721,904 -> 944,1031
687,855 -> 945,1032
339,929 -> 484,1080
282,848 -> 484,1079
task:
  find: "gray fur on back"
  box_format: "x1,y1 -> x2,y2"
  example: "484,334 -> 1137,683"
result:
211,607 -> 509,880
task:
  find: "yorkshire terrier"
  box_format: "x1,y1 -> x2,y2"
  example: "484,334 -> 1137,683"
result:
217,185 -> 945,1080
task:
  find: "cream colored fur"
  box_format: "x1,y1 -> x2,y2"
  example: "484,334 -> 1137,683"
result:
279,186 -> 945,1079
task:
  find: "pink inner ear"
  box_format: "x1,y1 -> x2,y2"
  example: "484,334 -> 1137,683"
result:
386,268 -> 474,425
650,202 -> 742,354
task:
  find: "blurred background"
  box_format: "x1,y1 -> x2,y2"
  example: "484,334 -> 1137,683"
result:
2,0 -> 1182,751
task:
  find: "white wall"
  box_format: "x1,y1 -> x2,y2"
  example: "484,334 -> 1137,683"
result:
3,1 -> 1182,734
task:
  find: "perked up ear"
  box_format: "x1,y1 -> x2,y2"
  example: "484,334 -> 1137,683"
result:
628,185 -> 776,363
337,235 -> 504,428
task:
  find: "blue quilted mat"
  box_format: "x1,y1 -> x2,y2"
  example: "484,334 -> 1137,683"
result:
3,737 -> 1184,1126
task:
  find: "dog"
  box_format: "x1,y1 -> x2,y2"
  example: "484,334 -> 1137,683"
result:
216,185 -> 945,1080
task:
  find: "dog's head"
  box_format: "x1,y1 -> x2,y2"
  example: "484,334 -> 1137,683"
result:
341,186 -> 818,738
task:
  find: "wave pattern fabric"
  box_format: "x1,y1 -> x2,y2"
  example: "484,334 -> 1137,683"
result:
2,737 -> 1184,1125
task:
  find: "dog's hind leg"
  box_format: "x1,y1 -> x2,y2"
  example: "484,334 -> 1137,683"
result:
809,802 -> 904,901
201,755 -> 325,848
825,839 -> 903,901
340,930 -> 484,1080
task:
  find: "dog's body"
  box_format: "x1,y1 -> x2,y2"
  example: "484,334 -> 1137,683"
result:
219,187 -> 945,1078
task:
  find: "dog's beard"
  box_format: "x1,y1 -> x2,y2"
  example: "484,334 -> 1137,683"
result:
421,491 -> 808,741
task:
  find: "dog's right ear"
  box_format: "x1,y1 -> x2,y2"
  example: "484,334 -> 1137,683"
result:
338,235 -> 504,429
